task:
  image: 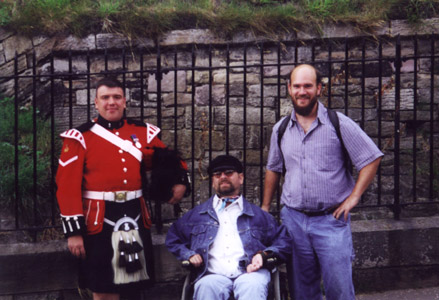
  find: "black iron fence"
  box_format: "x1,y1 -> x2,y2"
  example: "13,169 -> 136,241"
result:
1,35 -> 438,240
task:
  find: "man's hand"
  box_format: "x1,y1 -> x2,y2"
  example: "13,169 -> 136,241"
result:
246,253 -> 263,273
189,254 -> 203,268
168,184 -> 186,205
333,194 -> 360,221
333,157 -> 382,221
261,204 -> 271,212
67,235 -> 86,259
262,170 -> 281,212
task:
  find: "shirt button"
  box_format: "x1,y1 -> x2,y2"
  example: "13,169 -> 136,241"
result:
121,158 -> 126,163
123,180 -> 127,184
115,132 -> 120,136
123,168 -> 127,172
119,150 -> 123,154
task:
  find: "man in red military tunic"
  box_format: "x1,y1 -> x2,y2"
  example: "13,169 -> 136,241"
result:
56,77 -> 189,300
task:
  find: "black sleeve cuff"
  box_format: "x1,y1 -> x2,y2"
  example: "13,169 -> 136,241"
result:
61,216 -> 86,238
174,170 -> 191,197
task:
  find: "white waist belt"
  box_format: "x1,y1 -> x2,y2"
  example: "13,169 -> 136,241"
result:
83,189 -> 143,202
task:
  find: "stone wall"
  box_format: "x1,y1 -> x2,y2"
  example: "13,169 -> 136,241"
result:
0,19 -> 438,219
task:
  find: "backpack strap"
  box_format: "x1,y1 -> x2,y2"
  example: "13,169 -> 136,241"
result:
327,109 -> 352,174
277,116 -> 291,175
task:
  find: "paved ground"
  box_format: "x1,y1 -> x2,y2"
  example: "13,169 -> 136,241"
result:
356,286 -> 439,300
9,285 -> 439,299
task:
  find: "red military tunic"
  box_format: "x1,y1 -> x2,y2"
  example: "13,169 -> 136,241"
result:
56,117 -> 166,236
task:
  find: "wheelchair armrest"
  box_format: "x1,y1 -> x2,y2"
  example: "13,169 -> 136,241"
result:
181,260 -> 191,269
265,256 -> 279,271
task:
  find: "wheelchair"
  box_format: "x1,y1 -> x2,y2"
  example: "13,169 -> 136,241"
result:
179,258 -> 289,300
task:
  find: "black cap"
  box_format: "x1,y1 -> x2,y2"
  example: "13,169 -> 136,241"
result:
207,155 -> 243,175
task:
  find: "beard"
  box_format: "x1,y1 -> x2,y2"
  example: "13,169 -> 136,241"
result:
216,180 -> 237,197
292,94 -> 318,116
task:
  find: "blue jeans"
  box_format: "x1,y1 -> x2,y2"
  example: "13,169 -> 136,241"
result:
281,206 -> 355,300
193,269 -> 270,300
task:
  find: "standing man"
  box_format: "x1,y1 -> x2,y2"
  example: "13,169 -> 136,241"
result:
56,77 -> 190,300
166,155 -> 291,300
262,64 -> 383,300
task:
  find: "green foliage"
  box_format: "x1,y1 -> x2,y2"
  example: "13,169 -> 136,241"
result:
0,97 -> 56,223
0,0 -> 437,38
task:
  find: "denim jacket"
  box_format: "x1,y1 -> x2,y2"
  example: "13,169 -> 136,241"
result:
165,196 -> 291,283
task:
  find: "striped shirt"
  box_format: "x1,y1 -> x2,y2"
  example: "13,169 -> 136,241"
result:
267,101 -> 384,211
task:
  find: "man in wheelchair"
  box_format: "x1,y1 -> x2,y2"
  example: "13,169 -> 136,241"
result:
166,155 -> 291,299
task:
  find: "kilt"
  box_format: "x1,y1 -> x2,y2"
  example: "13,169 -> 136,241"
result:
78,199 -> 154,296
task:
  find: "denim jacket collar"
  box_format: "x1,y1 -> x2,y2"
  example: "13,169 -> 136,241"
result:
198,195 -> 255,220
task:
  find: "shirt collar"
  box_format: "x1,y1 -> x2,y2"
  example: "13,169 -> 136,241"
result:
97,115 -> 125,130
213,194 -> 243,212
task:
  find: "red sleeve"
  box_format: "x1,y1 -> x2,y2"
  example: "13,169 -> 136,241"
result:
56,138 -> 85,218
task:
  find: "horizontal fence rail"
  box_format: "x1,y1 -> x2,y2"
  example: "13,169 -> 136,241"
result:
0,36 -> 438,241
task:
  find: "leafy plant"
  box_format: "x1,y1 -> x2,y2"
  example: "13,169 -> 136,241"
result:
0,97 -> 58,225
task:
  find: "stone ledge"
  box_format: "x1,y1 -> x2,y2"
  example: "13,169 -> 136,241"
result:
1,217 -> 439,296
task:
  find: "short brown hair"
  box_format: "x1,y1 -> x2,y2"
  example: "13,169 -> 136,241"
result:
96,77 -> 124,95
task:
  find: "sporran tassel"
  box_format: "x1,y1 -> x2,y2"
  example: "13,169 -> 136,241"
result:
111,228 -> 149,284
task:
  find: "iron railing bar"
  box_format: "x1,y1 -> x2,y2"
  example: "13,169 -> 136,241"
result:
259,42 -> 265,205
86,49 -> 91,120
68,50 -> 73,128
377,40 -> 383,206
140,53 -> 145,121
173,50 -> 178,149
226,43 -> 230,155
413,36 -> 418,202
243,43 -> 248,197
32,51 -> 38,230
50,53 -> 56,225
208,45 -> 213,198
393,36 -> 402,220
327,41 -> 332,108
14,52 -> 20,229
361,40 -> 366,130
429,34 -> 435,201
191,44 -> 196,208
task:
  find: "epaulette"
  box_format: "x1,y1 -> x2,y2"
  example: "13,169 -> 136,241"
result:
126,118 -> 147,127
76,120 -> 95,133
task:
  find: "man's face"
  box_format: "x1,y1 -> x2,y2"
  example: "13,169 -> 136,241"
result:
211,170 -> 243,198
95,85 -> 126,121
288,65 -> 322,116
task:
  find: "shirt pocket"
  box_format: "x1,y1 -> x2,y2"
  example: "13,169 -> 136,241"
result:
250,226 -> 272,246
314,144 -> 342,172
190,224 -> 208,249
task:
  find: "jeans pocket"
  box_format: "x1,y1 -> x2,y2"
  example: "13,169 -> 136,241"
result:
330,214 -> 349,226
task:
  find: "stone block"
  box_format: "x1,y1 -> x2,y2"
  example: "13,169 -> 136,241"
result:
34,36 -> 57,62
148,71 -> 186,93
0,29 -> 13,42
194,84 -> 225,106
390,18 -> 439,36
3,35 -> 33,62
54,34 -> 96,51
96,33 -> 130,49
0,54 -> 27,78
76,89 -> 96,105
159,29 -> 223,47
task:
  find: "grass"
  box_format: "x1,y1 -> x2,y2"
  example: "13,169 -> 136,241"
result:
0,0 -> 438,39
0,96 -> 59,225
